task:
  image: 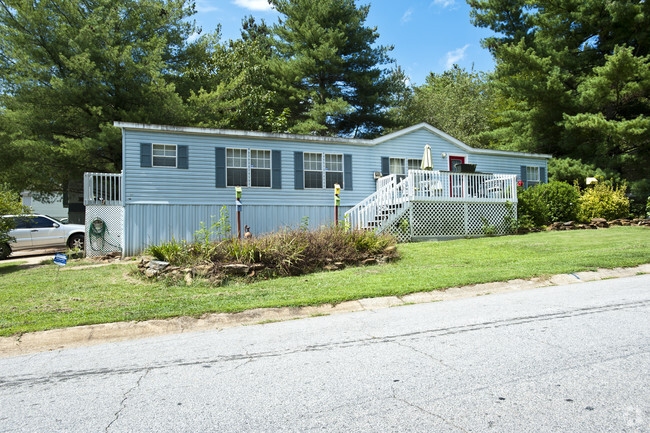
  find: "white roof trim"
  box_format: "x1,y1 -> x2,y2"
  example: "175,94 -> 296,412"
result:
113,121 -> 552,159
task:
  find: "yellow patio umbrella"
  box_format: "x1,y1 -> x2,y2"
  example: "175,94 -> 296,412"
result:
421,144 -> 433,170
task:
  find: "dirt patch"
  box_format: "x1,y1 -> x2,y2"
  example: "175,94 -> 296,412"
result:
1,263 -> 649,358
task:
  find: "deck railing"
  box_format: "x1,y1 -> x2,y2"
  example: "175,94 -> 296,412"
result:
345,176 -> 409,230
408,170 -> 517,203
84,172 -> 123,206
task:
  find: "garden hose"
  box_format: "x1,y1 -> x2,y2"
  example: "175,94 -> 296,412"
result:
88,217 -> 122,253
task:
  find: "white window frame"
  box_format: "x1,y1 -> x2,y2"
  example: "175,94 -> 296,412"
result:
250,149 -> 272,188
389,157 -> 406,176
226,148 -> 273,188
304,152 -> 345,189
408,159 -> 422,171
152,144 -> 177,168
527,166 -> 541,186
226,148 -> 249,187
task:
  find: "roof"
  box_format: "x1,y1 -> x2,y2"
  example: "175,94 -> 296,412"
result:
113,121 -> 553,160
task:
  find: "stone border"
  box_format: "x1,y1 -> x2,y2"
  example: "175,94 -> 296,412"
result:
1,263 -> 649,358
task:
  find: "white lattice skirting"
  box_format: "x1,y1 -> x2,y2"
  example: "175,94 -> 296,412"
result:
383,201 -> 517,242
85,205 -> 125,257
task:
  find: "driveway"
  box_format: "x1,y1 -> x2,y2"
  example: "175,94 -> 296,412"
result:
0,275 -> 648,432
2,248 -> 63,266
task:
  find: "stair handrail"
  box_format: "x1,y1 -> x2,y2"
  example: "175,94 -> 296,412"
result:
344,175 -> 409,230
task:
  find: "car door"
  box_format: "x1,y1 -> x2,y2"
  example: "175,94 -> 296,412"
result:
29,216 -> 66,248
7,217 -> 33,250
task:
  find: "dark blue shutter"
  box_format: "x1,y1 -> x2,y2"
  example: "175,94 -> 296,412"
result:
215,147 -> 226,188
540,166 -> 547,184
140,143 -> 152,167
272,150 -> 282,189
177,145 -> 188,169
344,154 -> 353,190
294,152 -> 304,189
520,166 -> 528,189
381,157 -> 389,176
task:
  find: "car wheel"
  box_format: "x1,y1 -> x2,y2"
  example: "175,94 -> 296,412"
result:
0,243 -> 11,260
68,234 -> 84,250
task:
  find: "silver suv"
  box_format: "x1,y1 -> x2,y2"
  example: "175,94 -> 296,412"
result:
0,215 -> 85,259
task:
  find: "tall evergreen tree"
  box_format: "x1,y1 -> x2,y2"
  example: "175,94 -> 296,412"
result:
0,0 -> 196,193
268,0 -> 403,137
469,0 -> 650,199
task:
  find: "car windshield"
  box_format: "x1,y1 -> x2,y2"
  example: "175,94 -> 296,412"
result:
45,215 -> 65,224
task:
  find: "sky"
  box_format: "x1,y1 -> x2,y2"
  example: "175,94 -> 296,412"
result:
190,0 -> 497,86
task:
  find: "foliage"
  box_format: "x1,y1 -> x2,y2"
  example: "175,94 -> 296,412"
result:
517,181 -> 580,227
268,0 -> 405,137
192,206 -> 231,260
468,0 -> 650,203
150,226 -> 396,278
647,196 -> 650,218
0,184 -> 30,243
547,157 -> 619,189
147,237 -> 192,267
0,0 -> 197,194
391,65 -> 502,147
578,183 -> 630,221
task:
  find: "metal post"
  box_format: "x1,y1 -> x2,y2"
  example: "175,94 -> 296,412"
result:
334,183 -> 341,226
235,186 -> 242,239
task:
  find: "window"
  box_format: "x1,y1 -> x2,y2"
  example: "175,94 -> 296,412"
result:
227,148 -> 248,187
304,153 -> 323,189
250,149 -> 271,188
325,154 -> 343,188
304,152 -> 344,189
408,159 -> 422,171
527,166 -> 541,186
152,144 -> 176,167
389,158 -> 405,176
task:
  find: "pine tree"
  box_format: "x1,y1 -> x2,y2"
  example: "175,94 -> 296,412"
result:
268,0 -> 403,137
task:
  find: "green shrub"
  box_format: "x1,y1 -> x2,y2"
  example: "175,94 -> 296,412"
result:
147,237 -> 192,266
548,157 -> 618,188
517,181 -> 580,227
146,226 -> 397,278
578,183 -> 630,221
647,196 -> 650,218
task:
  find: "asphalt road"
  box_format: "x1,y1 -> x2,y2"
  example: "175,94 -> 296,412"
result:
1,275 -> 649,432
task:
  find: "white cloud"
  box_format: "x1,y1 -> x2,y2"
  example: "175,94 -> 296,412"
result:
400,8 -> 414,24
187,32 -> 201,43
233,0 -> 273,11
444,44 -> 470,69
195,1 -> 218,13
431,0 -> 455,8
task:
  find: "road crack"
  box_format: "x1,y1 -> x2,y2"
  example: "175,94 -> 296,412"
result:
105,367 -> 150,432
390,383 -> 470,432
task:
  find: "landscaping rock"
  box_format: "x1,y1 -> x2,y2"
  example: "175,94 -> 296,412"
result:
148,260 -> 169,271
361,258 -> 377,266
222,263 -> 249,276
144,268 -> 159,278
384,245 -> 397,255
184,272 -> 193,286
562,221 -> 575,226
334,261 -> 345,269
192,264 -> 212,277
323,264 -> 339,271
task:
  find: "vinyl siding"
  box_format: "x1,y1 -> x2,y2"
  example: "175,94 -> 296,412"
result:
124,128 -> 547,207
124,203 -> 351,255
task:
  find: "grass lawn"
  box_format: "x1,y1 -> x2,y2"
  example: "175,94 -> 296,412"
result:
1,226 -> 649,337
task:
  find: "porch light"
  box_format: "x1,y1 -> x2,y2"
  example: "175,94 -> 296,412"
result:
441,152 -> 447,158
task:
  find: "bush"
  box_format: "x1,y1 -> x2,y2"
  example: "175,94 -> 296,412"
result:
146,226 -> 397,278
517,181 -> 580,227
578,182 -> 630,221
548,157 -> 618,188
0,184 -> 31,244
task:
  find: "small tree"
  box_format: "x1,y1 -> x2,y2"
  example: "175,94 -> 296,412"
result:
0,184 -> 30,244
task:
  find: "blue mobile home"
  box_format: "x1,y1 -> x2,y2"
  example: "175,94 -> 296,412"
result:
83,122 -> 551,256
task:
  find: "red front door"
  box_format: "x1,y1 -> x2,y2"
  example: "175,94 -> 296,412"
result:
449,156 -> 465,197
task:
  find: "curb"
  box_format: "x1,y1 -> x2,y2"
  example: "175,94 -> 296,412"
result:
1,263 -> 649,358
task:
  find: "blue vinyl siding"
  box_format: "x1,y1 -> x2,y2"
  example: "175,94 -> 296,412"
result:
123,128 -> 548,206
